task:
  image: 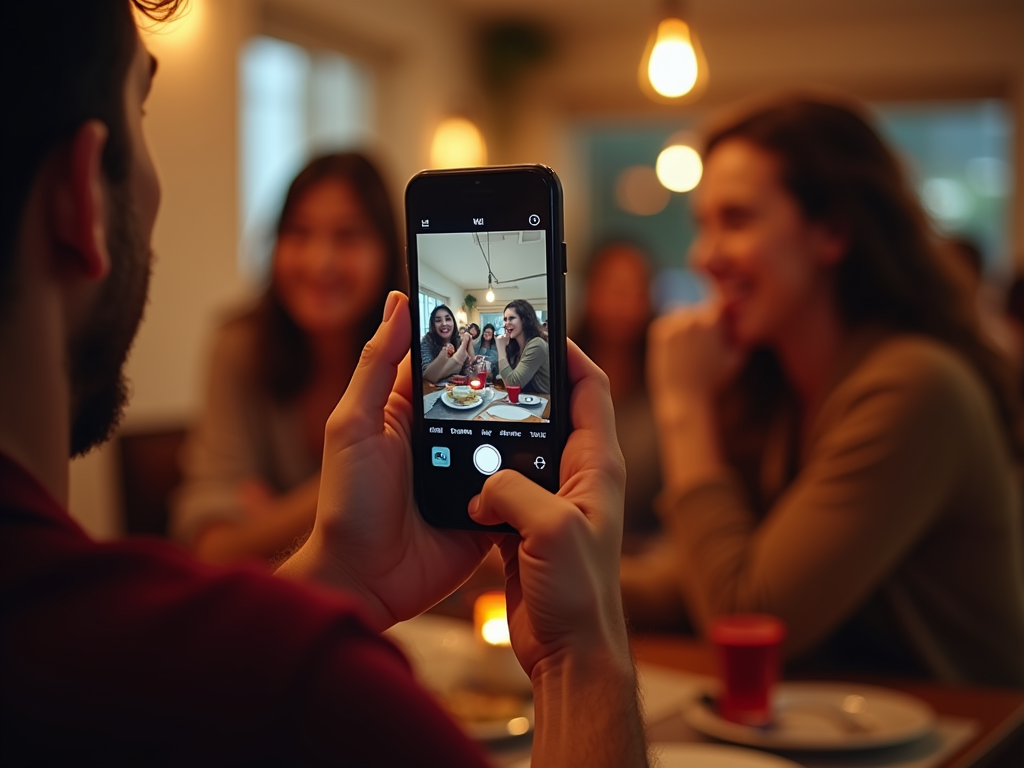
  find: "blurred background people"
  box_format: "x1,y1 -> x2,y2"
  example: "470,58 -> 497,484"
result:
475,322 -> 499,381
623,95 -> 1024,686
573,241 -> 662,543
421,304 -> 474,383
171,152 -> 404,564
496,299 -> 550,393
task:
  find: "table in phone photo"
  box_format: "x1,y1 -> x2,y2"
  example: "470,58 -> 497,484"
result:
422,381 -> 551,423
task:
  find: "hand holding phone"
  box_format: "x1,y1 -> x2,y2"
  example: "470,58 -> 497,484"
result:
406,166 -> 569,531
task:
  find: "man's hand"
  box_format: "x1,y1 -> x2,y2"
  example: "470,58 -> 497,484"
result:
469,340 -> 629,678
276,292 -> 492,631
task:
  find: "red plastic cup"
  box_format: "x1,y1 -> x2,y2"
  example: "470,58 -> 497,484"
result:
710,614 -> 785,727
476,371 -> 488,388
506,385 -> 521,404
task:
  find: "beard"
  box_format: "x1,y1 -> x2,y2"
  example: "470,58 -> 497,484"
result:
68,181 -> 152,457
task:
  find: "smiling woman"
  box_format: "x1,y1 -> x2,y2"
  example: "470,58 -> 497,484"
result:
171,152 -> 405,564
624,94 -> 1024,687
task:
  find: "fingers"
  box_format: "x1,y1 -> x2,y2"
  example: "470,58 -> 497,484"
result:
469,469 -> 582,537
564,339 -> 618,446
329,292 -> 409,436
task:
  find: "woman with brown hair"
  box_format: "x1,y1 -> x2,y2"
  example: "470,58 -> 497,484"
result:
624,95 -> 1024,685
496,298 -> 550,393
172,152 -> 404,564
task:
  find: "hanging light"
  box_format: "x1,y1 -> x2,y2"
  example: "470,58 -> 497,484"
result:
485,274 -> 495,304
639,1 -> 708,102
431,117 -> 487,168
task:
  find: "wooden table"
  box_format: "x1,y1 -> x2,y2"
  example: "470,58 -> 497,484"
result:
631,634 -> 1024,768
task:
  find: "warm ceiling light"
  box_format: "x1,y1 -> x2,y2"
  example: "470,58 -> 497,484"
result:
656,144 -> 703,193
430,117 -> 487,168
639,4 -> 708,102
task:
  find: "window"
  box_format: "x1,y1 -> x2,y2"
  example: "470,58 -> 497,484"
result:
239,36 -> 372,279
419,289 -> 446,339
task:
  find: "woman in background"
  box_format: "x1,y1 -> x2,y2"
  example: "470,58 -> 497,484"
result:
467,322 -> 481,340
172,152 -> 404,564
496,299 -> 550,393
475,323 -> 499,381
573,242 -> 662,542
624,95 -> 1024,685
421,304 -> 474,383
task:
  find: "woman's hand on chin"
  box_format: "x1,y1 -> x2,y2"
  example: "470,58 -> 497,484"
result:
648,302 -> 742,408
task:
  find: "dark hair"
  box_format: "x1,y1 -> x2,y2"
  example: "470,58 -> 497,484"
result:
504,299 -> 547,369
246,152 -> 405,402
703,95 -> 1021,474
423,304 -> 458,359
468,323 -> 481,337
478,323 -> 497,350
572,239 -> 654,395
1,1 -> 184,313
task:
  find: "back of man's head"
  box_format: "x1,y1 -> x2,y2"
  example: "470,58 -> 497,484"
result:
0,0 -> 182,314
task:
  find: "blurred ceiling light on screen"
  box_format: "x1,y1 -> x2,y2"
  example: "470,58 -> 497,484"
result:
639,1 -> 708,102
431,117 -> 487,168
656,143 -> 703,193
616,165 -> 671,216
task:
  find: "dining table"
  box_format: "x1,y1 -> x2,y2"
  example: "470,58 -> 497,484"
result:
423,380 -> 551,423
478,632 -> 1024,768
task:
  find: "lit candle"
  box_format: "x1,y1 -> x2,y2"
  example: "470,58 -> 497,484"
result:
470,378 -> 484,391
474,591 -> 510,646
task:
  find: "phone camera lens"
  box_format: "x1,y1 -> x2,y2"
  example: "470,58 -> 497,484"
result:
528,214 -> 541,226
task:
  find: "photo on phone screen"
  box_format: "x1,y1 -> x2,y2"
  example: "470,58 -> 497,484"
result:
417,230 -> 552,425
405,166 -> 567,531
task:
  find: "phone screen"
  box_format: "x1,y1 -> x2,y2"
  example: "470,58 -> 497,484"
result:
405,166 -> 567,531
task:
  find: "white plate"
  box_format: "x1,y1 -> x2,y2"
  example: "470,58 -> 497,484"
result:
486,404 -> 535,420
509,743 -> 799,768
516,394 -> 541,406
684,682 -> 935,751
460,700 -> 534,742
442,387 -> 492,410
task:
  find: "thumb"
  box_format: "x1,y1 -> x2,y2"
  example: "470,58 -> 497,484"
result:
328,292 -> 410,438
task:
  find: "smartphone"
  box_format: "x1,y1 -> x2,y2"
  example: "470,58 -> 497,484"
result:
405,165 -> 568,532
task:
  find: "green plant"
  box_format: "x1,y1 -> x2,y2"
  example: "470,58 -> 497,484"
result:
464,294 -> 478,313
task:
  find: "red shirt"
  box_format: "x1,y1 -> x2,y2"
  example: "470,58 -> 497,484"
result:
0,453 -> 490,767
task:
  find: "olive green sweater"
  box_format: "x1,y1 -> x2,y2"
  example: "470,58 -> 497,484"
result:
499,336 -> 550,394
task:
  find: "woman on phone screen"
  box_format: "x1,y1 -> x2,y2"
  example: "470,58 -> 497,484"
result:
421,304 -> 474,384
496,299 -> 550,393
475,323 -> 499,381
622,95 -> 1024,686
172,152 -> 404,564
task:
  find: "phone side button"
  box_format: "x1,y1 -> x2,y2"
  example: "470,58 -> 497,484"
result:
561,242 -> 568,274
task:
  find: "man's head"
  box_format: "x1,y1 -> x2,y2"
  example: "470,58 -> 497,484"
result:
2,1 -> 182,456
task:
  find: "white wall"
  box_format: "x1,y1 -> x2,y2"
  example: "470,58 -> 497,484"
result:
418,263 -> 462,308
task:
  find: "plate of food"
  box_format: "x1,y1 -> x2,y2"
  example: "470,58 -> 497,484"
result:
437,688 -> 534,742
684,683 -> 935,751
442,385 -> 491,409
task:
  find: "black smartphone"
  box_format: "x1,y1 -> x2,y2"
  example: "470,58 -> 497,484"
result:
405,165 -> 568,532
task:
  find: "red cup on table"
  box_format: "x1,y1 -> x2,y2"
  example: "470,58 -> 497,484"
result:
476,371 -> 488,388
506,385 -> 521,404
710,614 -> 785,727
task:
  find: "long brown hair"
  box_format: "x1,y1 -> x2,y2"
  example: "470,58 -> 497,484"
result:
704,95 -> 1021,491
242,152 -> 405,402
504,299 -> 547,368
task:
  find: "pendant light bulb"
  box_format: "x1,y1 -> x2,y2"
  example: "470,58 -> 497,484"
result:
486,283 -> 495,303
639,6 -> 708,103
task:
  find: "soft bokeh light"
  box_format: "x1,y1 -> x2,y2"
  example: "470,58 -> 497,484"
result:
135,0 -> 205,50
647,19 -> 698,98
616,165 -> 671,216
474,591 -> 511,646
656,145 -> 703,193
431,117 -> 487,168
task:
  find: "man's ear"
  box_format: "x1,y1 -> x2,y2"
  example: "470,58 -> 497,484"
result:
49,120 -> 111,282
